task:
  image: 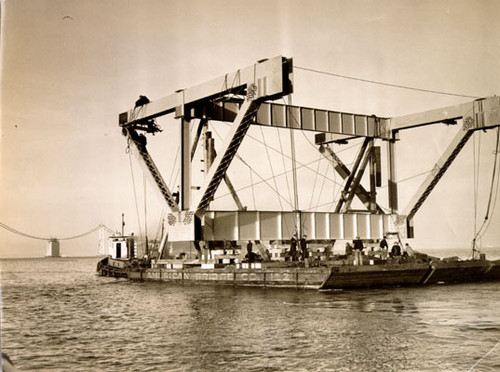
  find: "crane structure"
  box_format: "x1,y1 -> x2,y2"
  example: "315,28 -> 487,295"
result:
119,56 -> 500,244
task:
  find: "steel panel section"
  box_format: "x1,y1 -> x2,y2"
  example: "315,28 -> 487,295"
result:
212,211 -> 238,240
329,112 -> 342,133
356,214 -> 370,239
224,102 -> 240,122
355,115 -> 368,136
313,109 -> 327,132
329,214 -> 344,239
261,212 -> 281,240
301,212 -> 315,238
256,104 -> 271,126
367,116 -> 376,137
203,212 -> 216,241
281,212 -> 296,239
370,214 -> 383,239
342,114 -> 355,135
238,211 -> 260,240
315,213 -> 329,239
288,106 -> 301,128
272,104 -> 286,127
301,108 -> 315,131
343,213 -> 357,238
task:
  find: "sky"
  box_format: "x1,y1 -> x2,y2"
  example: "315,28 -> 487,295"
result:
1,0 -> 500,258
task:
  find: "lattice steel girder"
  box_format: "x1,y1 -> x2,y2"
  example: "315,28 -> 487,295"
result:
125,129 -> 180,213
389,96 -> 500,131
202,211 -> 405,241
118,56 -> 293,126
193,99 -> 260,215
402,127 -> 474,222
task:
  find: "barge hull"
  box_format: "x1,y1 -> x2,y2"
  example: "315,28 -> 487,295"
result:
130,267 -> 330,289
98,258 -> 500,290
320,263 -> 430,289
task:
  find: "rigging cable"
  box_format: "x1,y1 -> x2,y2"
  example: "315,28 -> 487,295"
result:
211,125 -> 294,209
211,129 -> 363,203
472,127 -> 500,246
127,143 -> 143,242
260,126 -> 284,210
295,65 -> 479,99
144,174 -> 148,252
277,128 -> 294,208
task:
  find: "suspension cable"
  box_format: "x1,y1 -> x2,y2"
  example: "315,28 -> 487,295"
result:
0,221 -> 112,241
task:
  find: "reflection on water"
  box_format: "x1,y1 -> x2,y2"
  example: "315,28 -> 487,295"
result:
1,257 -> 500,371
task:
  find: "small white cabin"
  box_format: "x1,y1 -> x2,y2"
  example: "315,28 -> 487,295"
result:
108,236 -> 136,259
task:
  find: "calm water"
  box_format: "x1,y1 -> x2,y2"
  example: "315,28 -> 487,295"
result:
1,257 -> 500,372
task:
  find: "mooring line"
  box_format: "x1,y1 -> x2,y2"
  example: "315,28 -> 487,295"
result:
468,337 -> 500,371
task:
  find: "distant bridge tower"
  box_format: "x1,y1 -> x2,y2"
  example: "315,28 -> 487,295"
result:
98,225 -> 114,256
46,239 -> 60,257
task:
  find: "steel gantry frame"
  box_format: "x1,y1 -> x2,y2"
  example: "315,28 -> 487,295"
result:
119,56 -> 500,242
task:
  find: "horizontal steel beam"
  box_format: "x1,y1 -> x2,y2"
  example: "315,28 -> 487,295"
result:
119,56 -> 293,125
389,97 -> 500,131
201,100 -> 391,139
203,211 -> 405,241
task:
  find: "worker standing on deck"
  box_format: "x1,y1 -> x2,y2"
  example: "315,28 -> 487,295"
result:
391,242 -> 401,257
290,235 -> 298,261
353,237 -> 364,265
345,242 -> 353,256
300,235 -> 308,261
404,243 -> 415,257
380,236 -> 389,259
247,241 -> 253,256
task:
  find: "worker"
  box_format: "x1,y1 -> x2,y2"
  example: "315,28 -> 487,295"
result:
345,242 -> 353,256
290,235 -> 298,261
246,241 -> 253,255
380,236 -> 389,259
404,243 -> 415,257
380,236 -> 388,250
353,236 -> 364,265
300,235 -> 308,261
135,95 -> 150,107
391,242 -> 401,257
245,242 -> 259,263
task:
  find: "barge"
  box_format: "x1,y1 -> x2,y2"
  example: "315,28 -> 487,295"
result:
98,56 -> 500,290
97,235 -> 500,290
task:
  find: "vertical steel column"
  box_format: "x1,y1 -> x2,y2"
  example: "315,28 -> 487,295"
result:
342,140 -> 374,212
387,139 -> 398,213
181,118 -> 191,210
369,146 -> 377,212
